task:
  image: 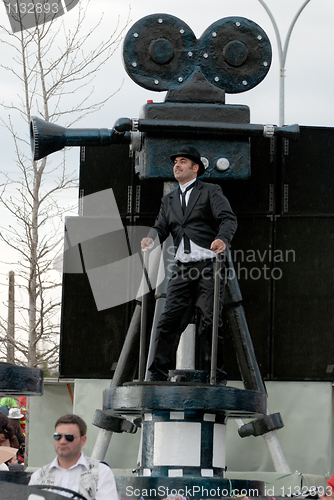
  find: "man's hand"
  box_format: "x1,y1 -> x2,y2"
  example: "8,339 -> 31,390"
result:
210,239 -> 226,254
141,237 -> 154,252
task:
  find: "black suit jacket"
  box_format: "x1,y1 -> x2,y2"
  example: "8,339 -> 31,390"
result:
148,179 -> 237,253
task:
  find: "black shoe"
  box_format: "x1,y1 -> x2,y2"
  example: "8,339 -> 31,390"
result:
147,361 -> 169,381
216,377 -> 227,386
147,370 -> 168,382
216,368 -> 228,386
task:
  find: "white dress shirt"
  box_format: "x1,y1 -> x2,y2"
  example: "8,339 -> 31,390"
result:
29,453 -> 119,500
175,179 -> 217,263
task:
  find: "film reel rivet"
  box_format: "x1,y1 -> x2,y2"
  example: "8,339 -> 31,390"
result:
133,32 -> 139,38
180,29 -> 185,34
242,80 -> 248,86
158,19 -> 163,24
257,35 -> 263,40
188,52 -> 193,57
132,62 -> 137,68
212,32 -> 217,37
236,22 -> 241,27
203,53 -> 209,59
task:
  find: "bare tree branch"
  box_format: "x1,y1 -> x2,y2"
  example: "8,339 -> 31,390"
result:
0,0 -> 130,372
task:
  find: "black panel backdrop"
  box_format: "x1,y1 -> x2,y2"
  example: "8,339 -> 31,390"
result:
60,126 -> 334,381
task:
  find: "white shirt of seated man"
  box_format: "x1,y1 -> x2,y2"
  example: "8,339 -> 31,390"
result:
29,422 -> 118,500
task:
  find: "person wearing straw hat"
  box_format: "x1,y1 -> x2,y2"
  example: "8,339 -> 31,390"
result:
0,446 -> 17,471
141,145 -> 237,383
8,407 -> 24,422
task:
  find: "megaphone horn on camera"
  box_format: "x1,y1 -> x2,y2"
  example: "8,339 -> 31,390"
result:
30,116 -> 131,161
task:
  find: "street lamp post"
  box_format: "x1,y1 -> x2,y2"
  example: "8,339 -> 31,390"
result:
258,0 -> 312,126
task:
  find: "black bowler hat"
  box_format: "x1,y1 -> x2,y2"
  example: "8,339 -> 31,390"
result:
170,145 -> 205,177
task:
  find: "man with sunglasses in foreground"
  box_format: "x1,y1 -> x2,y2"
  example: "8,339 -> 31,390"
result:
29,414 -> 118,500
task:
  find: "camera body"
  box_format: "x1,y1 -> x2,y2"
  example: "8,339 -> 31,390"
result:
134,101 -> 251,180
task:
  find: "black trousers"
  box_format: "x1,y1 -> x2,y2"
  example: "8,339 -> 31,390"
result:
149,258 -> 226,380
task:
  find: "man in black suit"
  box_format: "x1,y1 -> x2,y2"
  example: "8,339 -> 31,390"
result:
141,145 -> 237,382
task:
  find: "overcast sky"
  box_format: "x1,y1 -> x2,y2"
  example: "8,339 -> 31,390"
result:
68,0 -> 334,129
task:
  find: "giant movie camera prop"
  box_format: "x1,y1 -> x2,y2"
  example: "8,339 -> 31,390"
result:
31,14 -> 298,180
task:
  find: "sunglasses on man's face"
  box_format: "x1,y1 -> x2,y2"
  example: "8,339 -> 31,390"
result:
53,433 -> 80,442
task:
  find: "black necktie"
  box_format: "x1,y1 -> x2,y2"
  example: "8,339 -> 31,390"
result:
180,184 -> 193,254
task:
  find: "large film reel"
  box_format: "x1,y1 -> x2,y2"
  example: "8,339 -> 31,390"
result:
198,17 -> 272,93
123,14 -> 272,94
123,13 -> 198,91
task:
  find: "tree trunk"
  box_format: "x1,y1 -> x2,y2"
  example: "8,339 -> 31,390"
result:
28,164 -> 43,368
7,270 -> 15,364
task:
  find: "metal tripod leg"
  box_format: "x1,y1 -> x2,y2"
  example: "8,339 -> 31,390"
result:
209,250 -> 264,390
91,246 -> 162,460
224,247 -> 266,392
224,247 -> 290,472
91,304 -> 141,460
